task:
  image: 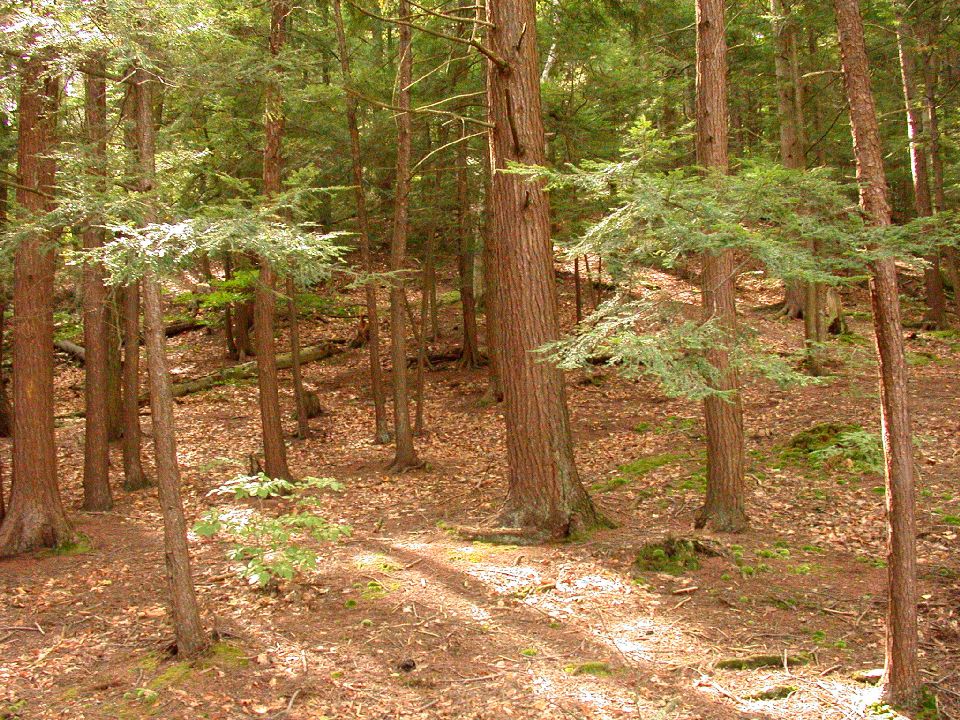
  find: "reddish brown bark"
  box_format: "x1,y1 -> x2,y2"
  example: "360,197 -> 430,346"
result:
106,300 -> 123,442
486,0 -> 600,537
480,132 -> 503,403
834,0 -> 919,706
81,59 -> 113,512
135,65 -> 206,657
254,0 -> 293,480
121,283 -> 150,490
0,54 -> 72,556
456,122 -> 481,369
385,0 -> 421,472
331,0 -> 390,444
693,0 -> 748,533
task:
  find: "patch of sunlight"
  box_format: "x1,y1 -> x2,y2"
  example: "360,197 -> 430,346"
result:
352,553 -> 402,572
466,604 -> 492,622
529,670 -> 663,719
560,572 -> 628,596
469,565 -> 542,594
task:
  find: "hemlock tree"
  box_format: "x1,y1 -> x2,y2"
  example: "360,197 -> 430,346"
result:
81,56 -> 114,512
692,0 -> 748,533
254,0 -> 293,481
485,0 -> 601,539
385,0 -> 421,473
833,0 -> 919,706
133,64 -> 207,657
0,48 -> 73,555
331,0 -> 391,445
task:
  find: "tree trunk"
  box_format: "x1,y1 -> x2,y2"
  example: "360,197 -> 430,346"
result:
121,283 -> 150,490
457,122 -> 482,368
234,299 -> 255,361
692,0 -> 748,533
480,130 -> 504,403
223,254 -> 239,360
332,0 -> 391,444
134,64 -> 206,657
254,0 -> 293,480
486,0 -> 601,538
81,58 -> 113,512
106,299 -> 123,441
895,7 -> 947,329
834,0 -> 919,706
286,277 -> 310,439
385,0 -> 421,472
770,0 -> 824,374
0,54 -> 72,556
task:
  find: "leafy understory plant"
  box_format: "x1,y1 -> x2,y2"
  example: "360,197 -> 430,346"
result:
195,475 -> 350,587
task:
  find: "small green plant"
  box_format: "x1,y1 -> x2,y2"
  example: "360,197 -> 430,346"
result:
209,473 -> 344,500
594,452 -> 685,492
564,661 -> 612,677
782,423 -> 883,474
520,648 -> 539,657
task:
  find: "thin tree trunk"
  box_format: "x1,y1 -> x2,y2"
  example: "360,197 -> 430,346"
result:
692,0 -> 748,533
457,122 -> 482,368
223,254 -> 239,359
895,6 -> 947,329
134,63 -> 206,657
834,0 -> 919,706
486,0 -> 601,538
106,299 -> 123,441
385,0 -> 421,472
254,0 -> 293,480
121,283 -> 150,490
331,0 -> 391,444
286,277 -> 310,439
480,129 -> 504,403
81,58 -> 113,512
0,54 -> 72,556
574,256 -> 583,323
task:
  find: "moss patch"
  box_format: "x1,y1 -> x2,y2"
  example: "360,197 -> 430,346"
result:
633,537 -> 723,575
716,652 -> 812,670
593,453 -> 685,493
565,661 -> 612,677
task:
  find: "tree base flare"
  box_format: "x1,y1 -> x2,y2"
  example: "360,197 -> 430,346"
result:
694,504 -> 749,533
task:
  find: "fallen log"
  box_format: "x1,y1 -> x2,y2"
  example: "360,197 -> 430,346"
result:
163,340 -> 349,401
55,339 -> 350,420
54,340 -> 86,364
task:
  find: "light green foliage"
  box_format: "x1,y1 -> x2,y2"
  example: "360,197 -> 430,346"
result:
781,423 -> 884,475
194,475 -> 350,587
592,452 -> 684,492
564,662 -> 613,677
634,538 -> 702,575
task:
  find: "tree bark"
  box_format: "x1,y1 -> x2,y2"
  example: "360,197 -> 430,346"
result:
834,0 -> 919,706
385,0 -> 421,472
486,0 -> 601,538
121,283 -> 150,490
895,7 -> 947,329
106,299 -> 123,441
692,0 -> 748,533
135,64 -> 206,657
254,0 -> 293,480
480,128 -> 503,403
331,0 -> 391,444
0,54 -> 73,556
81,57 -> 113,512
456,120 -> 482,368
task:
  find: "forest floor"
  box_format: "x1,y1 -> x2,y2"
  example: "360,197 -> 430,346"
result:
0,262 -> 958,720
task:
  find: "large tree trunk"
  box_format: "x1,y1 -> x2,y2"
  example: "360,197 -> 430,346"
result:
834,0 -> 919,706
135,64 -> 206,658
254,0 -> 293,480
692,0 -> 748,533
0,54 -> 72,556
332,0 -> 391,444
486,0 -> 601,538
385,0 -> 421,472
121,283 -> 150,491
895,6 -> 947,329
81,58 -> 113,512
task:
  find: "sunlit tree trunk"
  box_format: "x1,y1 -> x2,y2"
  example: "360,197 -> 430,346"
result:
121,283 -> 150,491
834,0 -> 919,706
693,0 -> 748,533
0,52 -> 72,556
486,0 -> 601,538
